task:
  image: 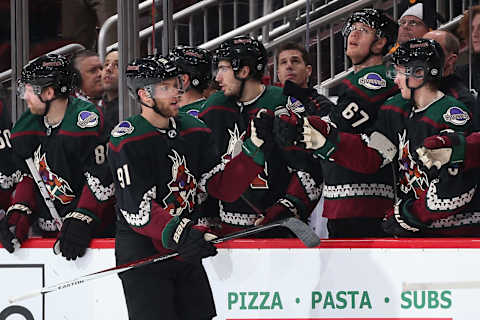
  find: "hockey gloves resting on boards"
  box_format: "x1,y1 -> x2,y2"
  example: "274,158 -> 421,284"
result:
54,211 -> 96,261
382,200 -> 423,237
254,198 -> 301,226
0,204 -> 32,253
163,217 -> 218,264
417,131 -> 466,172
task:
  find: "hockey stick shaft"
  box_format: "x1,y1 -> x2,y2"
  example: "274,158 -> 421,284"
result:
25,157 -> 63,230
9,217 -> 319,303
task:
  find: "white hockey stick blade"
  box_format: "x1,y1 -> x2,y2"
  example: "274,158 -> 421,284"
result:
8,218 -> 319,303
403,280 -> 480,291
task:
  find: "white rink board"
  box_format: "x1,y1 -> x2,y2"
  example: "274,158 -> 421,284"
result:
0,242 -> 479,319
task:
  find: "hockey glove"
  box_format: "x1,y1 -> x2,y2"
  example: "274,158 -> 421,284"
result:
302,116 -> 337,159
251,109 -> 275,156
382,200 -> 423,237
254,198 -> 300,226
417,132 -> 465,170
55,211 -> 96,261
163,217 -> 218,264
0,204 -> 32,253
273,106 -> 303,148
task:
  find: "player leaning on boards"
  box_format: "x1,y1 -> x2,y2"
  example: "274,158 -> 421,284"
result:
199,35 -> 321,236
0,54 -> 115,259
277,8 -> 399,238
278,38 -> 477,236
107,54 -> 270,320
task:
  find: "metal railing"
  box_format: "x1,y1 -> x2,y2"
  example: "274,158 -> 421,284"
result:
0,44 -> 85,84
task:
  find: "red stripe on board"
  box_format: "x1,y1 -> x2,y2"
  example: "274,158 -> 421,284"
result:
8,238 -> 480,249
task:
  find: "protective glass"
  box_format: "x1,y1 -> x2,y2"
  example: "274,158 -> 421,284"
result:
16,81 -> 43,100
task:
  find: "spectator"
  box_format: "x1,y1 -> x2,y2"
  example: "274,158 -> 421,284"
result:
0,54 -> 114,259
277,9 -> 399,238
71,49 -> 104,107
423,30 -> 477,117
169,46 -> 212,118
100,48 -> 119,136
200,35 -> 320,236
456,5 -> 480,93
61,0 -> 117,50
397,2 -> 432,44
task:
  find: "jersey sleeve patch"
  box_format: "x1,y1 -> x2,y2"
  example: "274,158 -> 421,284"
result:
112,121 -> 135,137
77,111 -> 99,128
358,72 -> 387,90
442,107 -> 470,126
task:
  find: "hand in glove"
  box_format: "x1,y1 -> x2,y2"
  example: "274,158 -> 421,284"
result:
0,204 -> 32,253
250,109 -> 275,156
416,132 -> 465,170
164,217 -> 218,264
301,116 -> 337,159
55,211 -> 96,260
273,106 -> 303,148
382,200 -> 423,237
254,198 -> 299,226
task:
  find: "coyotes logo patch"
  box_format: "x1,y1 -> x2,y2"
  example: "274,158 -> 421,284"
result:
34,146 -> 75,204
221,124 -> 245,162
162,150 -> 197,216
397,130 -> 429,199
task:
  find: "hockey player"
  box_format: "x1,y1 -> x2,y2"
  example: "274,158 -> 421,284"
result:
200,35 -> 320,235
276,9 -> 399,237
109,55 -> 270,320
285,38 -> 476,236
0,53 -> 115,259
0,96 -> 20,214
169,46 -> 212,117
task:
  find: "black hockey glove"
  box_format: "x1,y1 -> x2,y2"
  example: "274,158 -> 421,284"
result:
55,211 -> 96,261
0,204 -> 32,253
273,106 -> 303,148
382,200 -> 424,237
164,217 -> 218,264
251,109 -> 275,157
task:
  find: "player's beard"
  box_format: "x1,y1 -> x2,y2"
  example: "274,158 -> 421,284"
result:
155,97 -> 179,118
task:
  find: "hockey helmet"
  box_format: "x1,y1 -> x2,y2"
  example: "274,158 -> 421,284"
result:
342,8 -> 398,54
391,38 -> 444,81
214,35 -> 267,80
169,46 -> 212,91
126,55 -> 180,97
18,53 -> 74,98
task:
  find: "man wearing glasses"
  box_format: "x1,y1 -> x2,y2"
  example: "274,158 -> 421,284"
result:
397,2 -> 435,44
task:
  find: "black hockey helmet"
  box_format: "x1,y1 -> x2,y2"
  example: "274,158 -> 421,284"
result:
342,8 -> 398,54
169,46 -> 212,91
18,53 -> 74,98
126,55 -> 179,96
391,38 -> 444,81
214,35 -> 267,80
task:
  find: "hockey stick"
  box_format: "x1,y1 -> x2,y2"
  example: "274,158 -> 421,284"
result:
402,280 -> 480,291
25,157 -> 63,231
8,217 -> 320,303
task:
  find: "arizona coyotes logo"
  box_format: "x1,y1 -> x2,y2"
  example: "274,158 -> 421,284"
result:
222,124 -> 268,189
221,124 -> 245,162
397,130 -> 429,199
34,146 -> 75,204
163,150 -> 196,216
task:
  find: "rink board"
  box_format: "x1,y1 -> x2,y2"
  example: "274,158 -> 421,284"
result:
0,238 -> 479,319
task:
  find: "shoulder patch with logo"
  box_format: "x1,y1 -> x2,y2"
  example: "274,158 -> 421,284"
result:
443,107 -> 470,126
112,121 -> 135,137
187,109 -> 200,118
77,111 -> 99,128
358,72 -> 387,90
285,96 -> 305,114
